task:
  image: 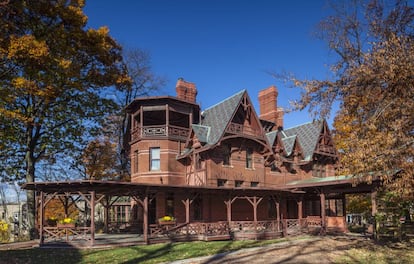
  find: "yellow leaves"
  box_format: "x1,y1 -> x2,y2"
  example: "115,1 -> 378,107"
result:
12,76 -> 35,89
67,5 -> 87,25
58,59 -> 72,69
8,35 -> 49,61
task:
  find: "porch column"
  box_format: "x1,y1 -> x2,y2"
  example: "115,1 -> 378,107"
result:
246,196 -> 263,223
371,190 -> 377,239
224,199 -> 232,223
297,198 -> 303,220
90,191 -> 95,246
276,200 -> 280,231
371,190 -> 377,216
39,191 -> 44,245
181,198 -> 192,224
320,192 -> 326,234
103,196 -> 110,233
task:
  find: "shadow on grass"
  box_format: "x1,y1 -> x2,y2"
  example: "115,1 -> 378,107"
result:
0,242 -> 82,264
119,242 -> 174,264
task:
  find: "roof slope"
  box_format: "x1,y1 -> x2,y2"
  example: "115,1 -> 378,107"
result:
200,90 -> 245,145
282,120 -> 323,161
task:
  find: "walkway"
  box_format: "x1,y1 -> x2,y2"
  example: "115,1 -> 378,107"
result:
169,234 -> 370,264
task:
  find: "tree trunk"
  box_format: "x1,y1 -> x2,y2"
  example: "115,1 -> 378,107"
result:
25,124 -> 37,239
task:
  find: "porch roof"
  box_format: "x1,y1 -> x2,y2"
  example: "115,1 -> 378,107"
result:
22,180 -> 290,196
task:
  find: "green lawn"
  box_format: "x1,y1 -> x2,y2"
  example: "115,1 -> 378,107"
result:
0,238 -> 292,264
2,237 -> 413,264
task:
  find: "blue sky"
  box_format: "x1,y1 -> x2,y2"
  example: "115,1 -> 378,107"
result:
84,0 -> 337,128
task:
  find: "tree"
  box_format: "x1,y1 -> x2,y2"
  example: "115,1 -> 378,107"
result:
98,48 -> 166,181
0,1 -> 128,238
82,138 -> 117,180
281,0 -> 414,197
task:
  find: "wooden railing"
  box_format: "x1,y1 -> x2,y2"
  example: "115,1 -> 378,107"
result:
131,125 -> 189,142
43,226 -> 91,242
150,221 -> 230,238
226,122 -> 264,139
230,220 -> 282,233
305,216 -> 322,227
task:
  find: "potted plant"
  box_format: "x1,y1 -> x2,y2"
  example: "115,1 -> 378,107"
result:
158,216 -> 176,225
57,217 -> 75,228
46,216 -> 58,227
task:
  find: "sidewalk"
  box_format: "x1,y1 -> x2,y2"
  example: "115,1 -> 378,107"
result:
0,240 -> 39,250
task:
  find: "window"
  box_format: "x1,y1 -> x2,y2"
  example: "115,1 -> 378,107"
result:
250,181 -> 259,187
134,150 -> 139,173
223,144 -> 231,166
166,193 -> 174,217
150,147 -> 160,171
246,147 -> 253,168
110,205 -> 130,223
235,180 -> 244,187
196,154 -> 202,170
217,179 -> 227,187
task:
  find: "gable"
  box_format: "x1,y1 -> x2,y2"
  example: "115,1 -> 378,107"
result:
200,90 -> 245,146
282,120 -> 324,161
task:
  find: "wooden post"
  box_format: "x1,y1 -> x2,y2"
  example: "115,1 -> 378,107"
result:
297,199 -> 303,220
276,200 -> 280,231
39,191 -> 44,245
90,191 -> 95,246
104,197 -> 109,233
143,196 -> 149,244
371,190 -> 377,239
320,192 -> 326,234
224,199 -> 232,223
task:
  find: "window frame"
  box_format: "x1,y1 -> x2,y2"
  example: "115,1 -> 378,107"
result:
150,147 -> 160,171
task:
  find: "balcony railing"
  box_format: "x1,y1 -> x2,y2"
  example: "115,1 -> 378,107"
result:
226,122 -> 264,139
131,125 -> 189,142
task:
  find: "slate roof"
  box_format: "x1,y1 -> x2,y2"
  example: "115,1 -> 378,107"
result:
191,124 -> 210,143
282,120 -> 324,161
185,89 -> 325,162
281,135 -> 297,156
199,90 -> 245,145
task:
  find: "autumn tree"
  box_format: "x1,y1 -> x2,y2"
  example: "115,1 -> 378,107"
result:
281,0 -> 414,197
81,138 -> 117,180
0,1 -> 128,238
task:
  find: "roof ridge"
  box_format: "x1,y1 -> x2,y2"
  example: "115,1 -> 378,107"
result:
284,120 -> 322,131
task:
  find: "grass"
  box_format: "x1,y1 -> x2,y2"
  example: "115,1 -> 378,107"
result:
0,237 -> 294,264
335,241 -> 414,264
2,236 -> 413,264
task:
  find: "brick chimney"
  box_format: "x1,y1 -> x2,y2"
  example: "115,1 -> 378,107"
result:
176,78 -> 197,103
258,85 -> 284,130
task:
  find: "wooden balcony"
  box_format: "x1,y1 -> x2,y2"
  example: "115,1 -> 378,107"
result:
131,125 -> 190,142
226,122 -> 265,139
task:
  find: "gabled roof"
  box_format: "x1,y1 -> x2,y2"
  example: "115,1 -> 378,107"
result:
191,124 -> 210,144
282,120 -> 324,161
266,130 -> 278,146
281,135 -> 297,156
199,90 -> 246,145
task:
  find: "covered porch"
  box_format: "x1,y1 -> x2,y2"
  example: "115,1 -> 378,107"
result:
22,178 -> 376,248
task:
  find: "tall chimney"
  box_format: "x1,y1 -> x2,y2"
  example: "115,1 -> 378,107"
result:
176,78 -> 197,103
258,85 -> 283,130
